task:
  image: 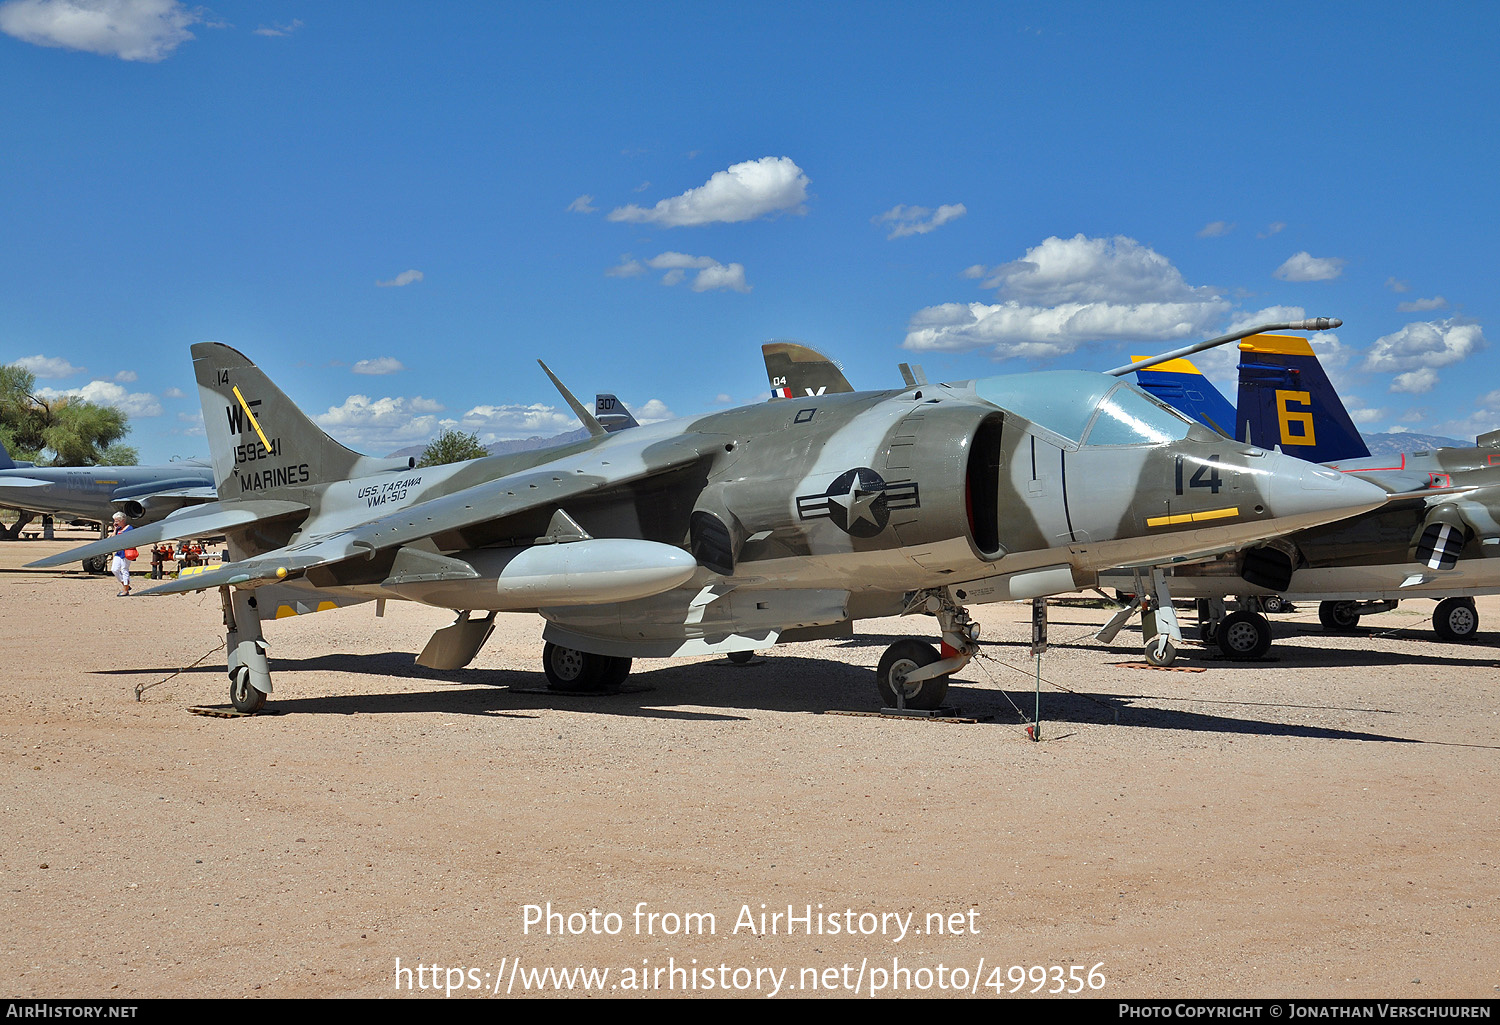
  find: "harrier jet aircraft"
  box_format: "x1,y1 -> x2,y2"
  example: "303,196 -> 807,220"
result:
34,331 -> 1385,712
1124,333 -> 1500,656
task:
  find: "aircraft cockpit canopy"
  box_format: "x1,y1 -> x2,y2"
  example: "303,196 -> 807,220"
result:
975,370 -> 1196,447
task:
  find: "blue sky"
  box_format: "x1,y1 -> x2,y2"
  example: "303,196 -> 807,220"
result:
2,1 -> 1496,462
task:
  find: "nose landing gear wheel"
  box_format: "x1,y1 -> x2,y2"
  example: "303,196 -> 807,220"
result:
876,639 -> 949,710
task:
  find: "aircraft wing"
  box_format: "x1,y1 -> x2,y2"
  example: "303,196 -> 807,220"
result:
136,435 -> 714,596
26,499 -> 311,569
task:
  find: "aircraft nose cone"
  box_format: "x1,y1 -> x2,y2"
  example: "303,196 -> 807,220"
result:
1261,456 -> 1387,527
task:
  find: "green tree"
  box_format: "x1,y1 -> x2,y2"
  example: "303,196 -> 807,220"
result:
0,363 -> 130,466
417,428 -> 488,467
100,443 -> 140,466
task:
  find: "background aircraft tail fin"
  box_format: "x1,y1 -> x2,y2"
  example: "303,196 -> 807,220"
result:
1235,333 -> 1369,462
594,394 -> 639,432
191,342 -> 413,502
1130,356 -> 1237,438
0,439 -> 14,470
762,341 -> 854,399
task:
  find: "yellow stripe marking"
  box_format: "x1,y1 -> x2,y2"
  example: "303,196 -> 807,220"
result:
232,385 -> 273,451
1238,333 -> 1315,356
275,605 -> 298,619
316,601 -> 338,612
1129,356 -> 1207,375
1147,506 -> 1240,528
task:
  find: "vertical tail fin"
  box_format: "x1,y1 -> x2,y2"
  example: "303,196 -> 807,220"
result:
1235,334 -> 1369,462
762,341 -> 855,400
1131,356 -> 1237,438
192,342 -> 412,502
594,394 -> 639,432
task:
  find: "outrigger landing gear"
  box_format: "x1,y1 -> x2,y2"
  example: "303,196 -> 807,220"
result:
1095,570 -> 1185,665
222,585 -> 271,713
877,589 -> 978,711
1140,569 -> 1184,666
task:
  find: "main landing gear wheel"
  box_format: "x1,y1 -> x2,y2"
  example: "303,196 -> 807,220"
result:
876,639 -> 949,710
83,554 -> 109,576
727,650 -> 755,665
229,666 -> 266,713
1432,597 -> 1479,642
1143,634 -> 1177,667
1319,601 -> 1361,632
1216,610 -> 1272,660
596,655 -> 633,690
542,642 -> 606,691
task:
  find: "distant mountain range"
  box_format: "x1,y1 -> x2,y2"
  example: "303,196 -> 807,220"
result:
1361,432 -> 1471,456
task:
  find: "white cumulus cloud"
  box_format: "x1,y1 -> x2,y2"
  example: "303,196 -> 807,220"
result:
875,203 -> 967,239
35,379 -> 162,417
454,403 -> 577,443
904,234 -> 1228,357
315,394 -> 446,450
377,269 -> 424,288
1396,296 -> 1448,313
1362,318 -> 1486,373
1274,251 -> 1345,282
351,357 -> 405,376
605,257 -> 646,278
567,194 -> 597,214
252,18 -> 300,37
607,156 -> 809,227
631,399 -> 673,423
0,0 -> 197,61
612,251 -> 751,293
1197,221 -> 1235,238
1390,368 -> 1439,394
13,354 -> 84,378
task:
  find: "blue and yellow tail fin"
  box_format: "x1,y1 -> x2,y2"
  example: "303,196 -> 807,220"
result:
1131,356 -> 1237,438
1234,334 -> 1369,462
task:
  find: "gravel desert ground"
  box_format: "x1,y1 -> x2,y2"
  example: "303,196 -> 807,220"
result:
2,529 -> 1497,999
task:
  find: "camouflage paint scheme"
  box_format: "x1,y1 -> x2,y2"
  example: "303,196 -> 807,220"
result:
35,342 -> 1386,690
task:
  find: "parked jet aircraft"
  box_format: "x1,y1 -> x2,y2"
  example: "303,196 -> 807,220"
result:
1126,333 -> 1500,655
34,332 -> 1386,712
0,441 -> 218,558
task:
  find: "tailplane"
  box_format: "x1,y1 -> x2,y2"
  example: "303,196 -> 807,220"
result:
193,342 -> 412,502
1235,334 -> 1369,462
